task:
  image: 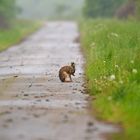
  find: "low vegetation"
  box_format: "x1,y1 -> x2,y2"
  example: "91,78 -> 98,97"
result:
80,19 -> 140,140
0,20 -> 42,52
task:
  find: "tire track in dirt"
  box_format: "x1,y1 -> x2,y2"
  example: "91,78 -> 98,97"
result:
0,22 -> 119,140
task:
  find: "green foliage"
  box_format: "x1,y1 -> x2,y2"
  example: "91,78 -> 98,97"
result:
0,0 -> 17,27
0,0 -> 17,19
83,0 -> 127,17
80,19 -> 140,140
0,20 -> 42,52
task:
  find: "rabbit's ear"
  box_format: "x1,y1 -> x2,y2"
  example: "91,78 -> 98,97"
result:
71,62 -> 75,65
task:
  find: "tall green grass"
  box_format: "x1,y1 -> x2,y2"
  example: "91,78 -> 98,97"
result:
0,20 -> 42,52
80,19 -> 140,140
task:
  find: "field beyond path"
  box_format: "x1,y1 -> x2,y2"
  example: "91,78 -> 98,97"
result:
0,22 -> 118,140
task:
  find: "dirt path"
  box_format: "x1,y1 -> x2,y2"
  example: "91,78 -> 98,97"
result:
0,22 -> 118,140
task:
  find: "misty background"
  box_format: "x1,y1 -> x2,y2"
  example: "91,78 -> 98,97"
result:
16,0 -> 139,20
16,0 -> 84,20
0,0 -> 140,28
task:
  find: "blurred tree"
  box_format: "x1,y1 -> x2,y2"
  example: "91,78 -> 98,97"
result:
83,0 -> 127,18
0,0 -> 17,28
55,4 -> 69,18
136,0 -> 140,19
115,0 -> 140,20
115,0 -> 136,19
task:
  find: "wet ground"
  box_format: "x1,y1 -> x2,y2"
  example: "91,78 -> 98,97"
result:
0,22 -> 118,140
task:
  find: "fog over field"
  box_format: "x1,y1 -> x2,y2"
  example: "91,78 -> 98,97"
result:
16,0 -> 84,20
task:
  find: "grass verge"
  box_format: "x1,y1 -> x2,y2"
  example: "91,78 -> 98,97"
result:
0,20 -> 43,52
80,19 -> 140,140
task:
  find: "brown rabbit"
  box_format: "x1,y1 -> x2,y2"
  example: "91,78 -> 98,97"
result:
59,62 -> 75,82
